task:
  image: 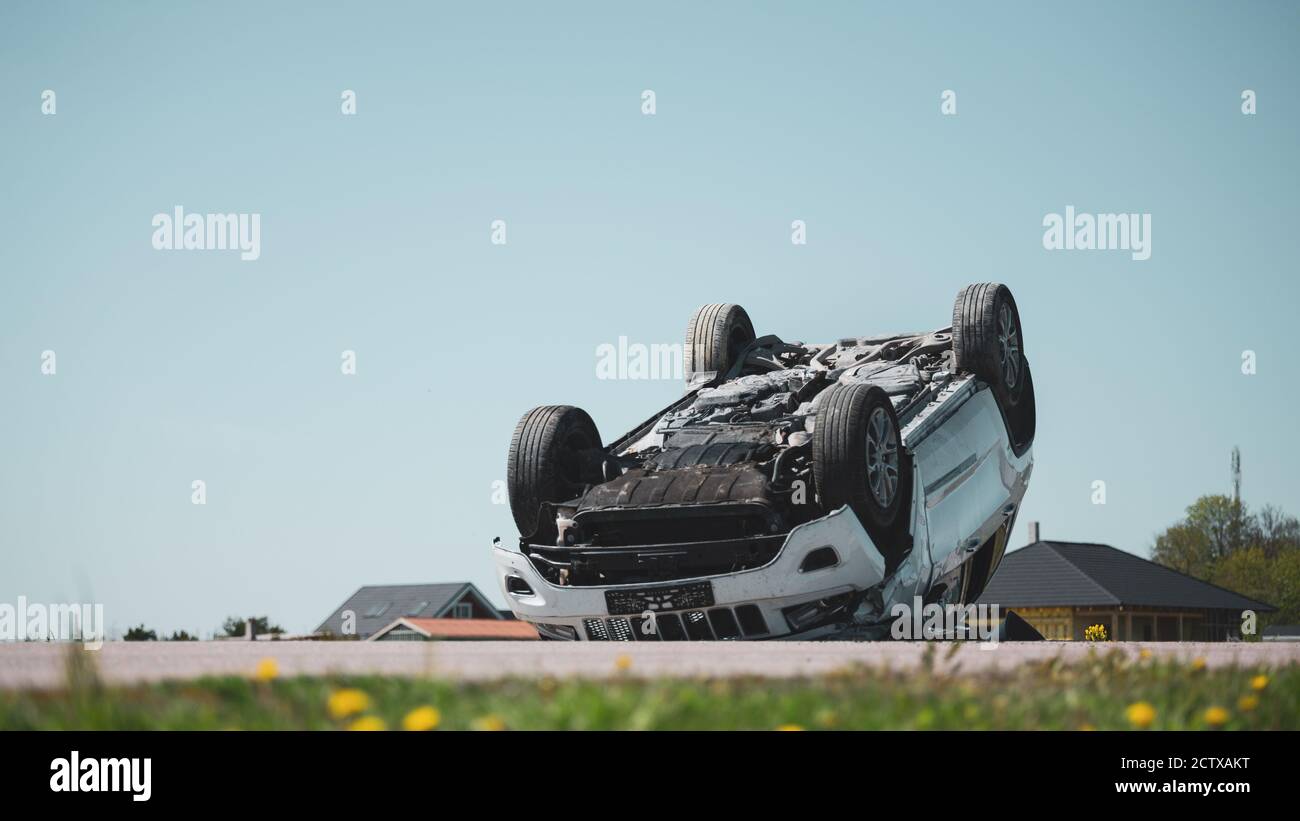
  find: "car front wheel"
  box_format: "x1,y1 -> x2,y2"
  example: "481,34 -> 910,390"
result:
506,405 -> 602,542
812,383 -> 913,565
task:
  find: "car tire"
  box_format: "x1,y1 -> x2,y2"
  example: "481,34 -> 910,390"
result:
684,303 -> 756,384
1006,360 -> 1035,456
812,383 -> 913,563
952,283 -> 1025,405
506,405 -> 602,541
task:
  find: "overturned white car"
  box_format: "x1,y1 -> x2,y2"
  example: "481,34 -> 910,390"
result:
494,283 -> 1036,640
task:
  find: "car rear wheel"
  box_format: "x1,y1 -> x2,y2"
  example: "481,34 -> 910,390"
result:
1006,360 -> 1035,456
684,303 -> 755,384
952,283 -> 1025,405
506,405 -> 602,541
812,383 -> 913,564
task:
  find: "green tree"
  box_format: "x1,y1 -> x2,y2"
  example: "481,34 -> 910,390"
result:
220,616 -> 284,638
1256,505 -> 1300,559
1212,546 -> 1300,626
166,630 -> 197,641
123,624 -> 157,641
1183,494 -> 1251,560
1152,521 -> 1214,578
1152,494 -> 1300,627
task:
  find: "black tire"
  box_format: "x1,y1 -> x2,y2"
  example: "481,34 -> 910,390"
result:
952,283 -> 1025,404
684,303 -> 755,383
812,383 -> 913,562
506,406 -> 602,541
1006,360 -> 1035,456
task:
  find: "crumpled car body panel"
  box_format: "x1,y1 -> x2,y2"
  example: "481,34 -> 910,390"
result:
496,323 -> 1034,640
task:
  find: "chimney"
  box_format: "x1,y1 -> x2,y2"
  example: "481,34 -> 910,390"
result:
1027,521 -> 1041,544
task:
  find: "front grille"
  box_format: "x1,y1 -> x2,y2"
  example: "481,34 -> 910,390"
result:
631,614 -> 658,640
582,606 -> 768,641
707,608 -> 741,639
735,604 -> 769,636
656,613 -> 686,640
683,610 -> 712,640
607,618 -> 634,641
528,534 -> 785,587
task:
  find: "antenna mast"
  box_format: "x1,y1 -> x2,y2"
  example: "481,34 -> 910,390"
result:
1231,446 -> 1241,505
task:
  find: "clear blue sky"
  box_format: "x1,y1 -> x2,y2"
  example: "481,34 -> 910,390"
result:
2,1 -> 1297,636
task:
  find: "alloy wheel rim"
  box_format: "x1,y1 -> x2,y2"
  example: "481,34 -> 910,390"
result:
997,303 -> 1021,389
866,406 -> 899,507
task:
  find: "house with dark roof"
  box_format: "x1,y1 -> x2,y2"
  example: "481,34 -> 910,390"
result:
316,582 -> 502,639
975,539 -> 1275,641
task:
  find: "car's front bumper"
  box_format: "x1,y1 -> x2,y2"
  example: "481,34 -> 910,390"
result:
492,506 -> 888,641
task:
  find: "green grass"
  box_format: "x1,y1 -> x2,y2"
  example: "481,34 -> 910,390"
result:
2,647 -> 1295,730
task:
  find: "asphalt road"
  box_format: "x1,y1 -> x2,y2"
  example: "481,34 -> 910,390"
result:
1,641 -> 1297,689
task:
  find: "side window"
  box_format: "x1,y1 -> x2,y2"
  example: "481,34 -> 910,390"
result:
453,602 -> 473,619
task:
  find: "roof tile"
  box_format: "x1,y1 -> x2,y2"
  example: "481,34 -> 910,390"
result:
977,541 -> 1275,612
374,617 -> 539,640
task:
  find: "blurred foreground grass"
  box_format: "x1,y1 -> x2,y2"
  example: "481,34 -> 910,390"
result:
1,647 -> 1295,730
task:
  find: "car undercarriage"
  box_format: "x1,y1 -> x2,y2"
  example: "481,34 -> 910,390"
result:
497,284 -> 1036,640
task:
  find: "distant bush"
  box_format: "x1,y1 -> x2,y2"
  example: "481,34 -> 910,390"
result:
219,616 -> 284,639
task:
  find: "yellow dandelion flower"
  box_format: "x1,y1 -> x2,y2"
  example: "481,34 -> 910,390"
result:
615,654 -> 633,672
472,714 -> 507,731
775,724 -> 804,731
1237,695 -> 1259,712
254,657 -> 279,681
402,705 -> 441,731
327,688 -> 371,719
915,707 -> 936,729
347,715 -> 387,731
1203,706 -> 1229,728
1138,649 -> 1152,660
1190,657 -> 1206,672
1125,701 -> 1156,729
1251,674 -> 1269,691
